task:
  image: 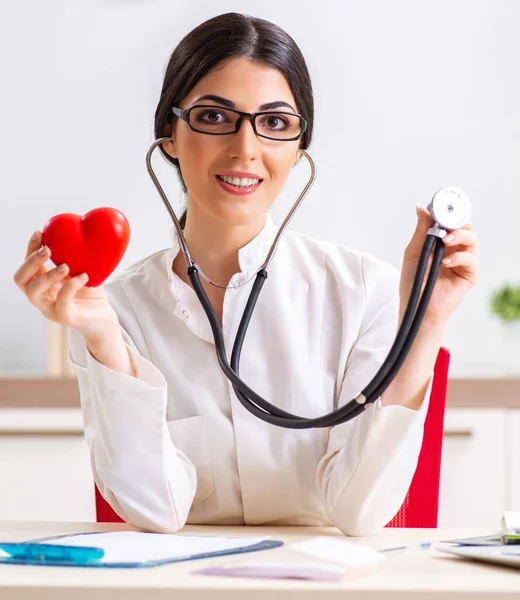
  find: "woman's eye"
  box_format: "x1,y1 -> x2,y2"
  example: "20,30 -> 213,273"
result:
262,114 -> 290,130
201,110 -> 225,123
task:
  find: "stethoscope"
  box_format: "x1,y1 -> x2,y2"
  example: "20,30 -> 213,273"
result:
146,138 -> 472,429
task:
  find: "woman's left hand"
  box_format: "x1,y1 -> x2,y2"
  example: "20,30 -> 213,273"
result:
399,206 -> 478,326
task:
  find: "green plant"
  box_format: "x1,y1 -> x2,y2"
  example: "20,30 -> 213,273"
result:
491,283 -> 520,322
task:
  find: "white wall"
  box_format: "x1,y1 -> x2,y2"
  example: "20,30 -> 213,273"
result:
2,0 -> 519,376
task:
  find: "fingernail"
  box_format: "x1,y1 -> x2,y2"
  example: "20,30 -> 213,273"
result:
79,273 -> 88,281
443,257 -> 451,264
57,264 -> 68,273
31,231 -> 40,242
38,245 -> 49,256
445,234 -> 455,243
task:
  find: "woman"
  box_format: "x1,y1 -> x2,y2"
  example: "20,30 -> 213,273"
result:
13,13 -> 477,535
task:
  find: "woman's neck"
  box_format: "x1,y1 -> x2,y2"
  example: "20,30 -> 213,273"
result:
173,203 -> 267,287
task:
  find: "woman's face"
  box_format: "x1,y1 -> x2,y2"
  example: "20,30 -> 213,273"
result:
163,58 -> 302,227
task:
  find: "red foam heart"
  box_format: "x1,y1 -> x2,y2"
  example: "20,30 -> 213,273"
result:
41,207 -> 130,287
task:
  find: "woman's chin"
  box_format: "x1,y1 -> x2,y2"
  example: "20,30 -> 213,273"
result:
208,195 -> 267,224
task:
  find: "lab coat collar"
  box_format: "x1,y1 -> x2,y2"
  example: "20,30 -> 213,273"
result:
238,213 -> 278,276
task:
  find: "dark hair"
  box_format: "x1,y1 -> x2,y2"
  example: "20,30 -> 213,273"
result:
154,12 -> 314,230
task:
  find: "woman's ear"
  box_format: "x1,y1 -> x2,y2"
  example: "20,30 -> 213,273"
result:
162,123 -> 178,159
163,138 -> 178,159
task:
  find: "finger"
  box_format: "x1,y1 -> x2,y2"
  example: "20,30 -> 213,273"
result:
25,264 -> 70,305
443,229 -> 477,251
415,206 -> 435,232
13,245 -> 51,289
55,272 -> 89,318
442,251 -> 478,273
46,278 -> 68,301
404,207 -> 436,259
25,231 -> 42,260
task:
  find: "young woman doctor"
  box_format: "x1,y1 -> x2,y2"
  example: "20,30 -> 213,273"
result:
13,13 -> 478,536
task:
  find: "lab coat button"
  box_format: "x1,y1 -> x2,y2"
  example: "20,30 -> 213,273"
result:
182,310 -> 189,319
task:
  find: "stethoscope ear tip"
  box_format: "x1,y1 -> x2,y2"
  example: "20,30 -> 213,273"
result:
427,187 -> 471,231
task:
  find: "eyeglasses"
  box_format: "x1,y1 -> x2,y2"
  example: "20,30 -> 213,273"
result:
171,105 -> 307,142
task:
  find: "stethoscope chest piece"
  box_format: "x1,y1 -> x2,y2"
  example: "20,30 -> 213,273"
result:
427,187 -> 471,231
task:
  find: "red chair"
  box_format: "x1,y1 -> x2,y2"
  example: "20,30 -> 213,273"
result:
95,485 -> 123,523
386,347 -> 450,528
95,348 -> 450,526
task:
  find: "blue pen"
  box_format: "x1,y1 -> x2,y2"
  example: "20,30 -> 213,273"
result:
0,542 -> 104,563
379,541 -> 431,553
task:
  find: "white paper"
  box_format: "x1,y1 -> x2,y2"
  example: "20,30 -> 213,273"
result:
42,532 -> 268,564
290,537 -> 385,568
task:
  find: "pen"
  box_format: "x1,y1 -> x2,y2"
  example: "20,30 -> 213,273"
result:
0,542 -> 104,563
379,541 -> 431,553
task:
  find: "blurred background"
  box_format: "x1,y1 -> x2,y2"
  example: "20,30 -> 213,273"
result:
2,0 -> 520,377
1,0 -> 519,527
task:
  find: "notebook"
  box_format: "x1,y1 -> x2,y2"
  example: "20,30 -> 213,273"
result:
437,545 -> 520,570
193,536 -> 386,582
440,511 -> 520,546
0,531 -> 283,568
437,510 -> 520,568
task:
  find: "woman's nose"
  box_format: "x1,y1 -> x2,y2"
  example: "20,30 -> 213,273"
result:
227,118 -> 262,162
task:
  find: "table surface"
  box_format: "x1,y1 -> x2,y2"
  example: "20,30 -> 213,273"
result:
0,522 -> 519,599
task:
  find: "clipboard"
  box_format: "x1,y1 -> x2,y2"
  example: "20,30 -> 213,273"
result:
0,531 -> 283,569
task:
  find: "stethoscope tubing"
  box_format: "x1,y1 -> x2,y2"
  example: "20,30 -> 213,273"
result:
188,235 -> 445,428
147,137 -> 449,429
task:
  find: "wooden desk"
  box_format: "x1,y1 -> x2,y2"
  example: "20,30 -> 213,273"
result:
0,522 -> 518,599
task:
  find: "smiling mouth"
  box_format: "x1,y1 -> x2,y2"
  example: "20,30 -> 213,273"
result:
216,175 -> 263,189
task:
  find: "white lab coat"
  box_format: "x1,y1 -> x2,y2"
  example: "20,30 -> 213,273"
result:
68,214 -> 431,536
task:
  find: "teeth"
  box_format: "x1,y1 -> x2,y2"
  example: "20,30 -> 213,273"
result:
219,175 -> 260,187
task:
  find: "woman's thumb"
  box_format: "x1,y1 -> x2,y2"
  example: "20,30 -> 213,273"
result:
405,206 -> 434,256
415,206 -> 434,234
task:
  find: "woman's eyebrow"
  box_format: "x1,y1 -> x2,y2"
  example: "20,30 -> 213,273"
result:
260,100 -> 296,112
193,94 -> 296,113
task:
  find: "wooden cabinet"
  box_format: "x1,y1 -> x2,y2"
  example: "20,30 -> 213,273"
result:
0,405 -> 517,525
438,409 -> 507,528
507,409 -> 520,512
0,408 -> 95,521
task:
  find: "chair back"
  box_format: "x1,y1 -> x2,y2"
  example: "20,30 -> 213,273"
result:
386,347 -> 450,528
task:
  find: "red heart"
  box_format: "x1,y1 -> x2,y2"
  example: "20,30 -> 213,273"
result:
42,207 -> 130,287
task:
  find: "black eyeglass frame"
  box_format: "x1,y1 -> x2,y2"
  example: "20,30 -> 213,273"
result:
171,105 -> 308,142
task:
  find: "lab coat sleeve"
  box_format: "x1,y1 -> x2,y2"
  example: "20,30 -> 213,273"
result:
68,326 -> 197,533
316,256 -> 433,536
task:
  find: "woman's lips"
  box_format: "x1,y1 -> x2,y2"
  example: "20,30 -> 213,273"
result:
216,176 -> 263,196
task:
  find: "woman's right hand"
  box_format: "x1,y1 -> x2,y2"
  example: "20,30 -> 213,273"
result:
13,231 -> 120,342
